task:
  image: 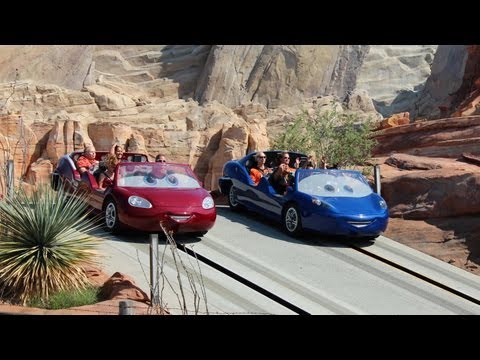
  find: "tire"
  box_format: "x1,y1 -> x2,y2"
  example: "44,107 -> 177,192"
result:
283,204 -> 303,237
104,199 -> 122,234
228,185 -> 242,211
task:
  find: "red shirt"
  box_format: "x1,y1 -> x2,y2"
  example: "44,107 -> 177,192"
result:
77,156 -> 97,171
249,167 -> 272,185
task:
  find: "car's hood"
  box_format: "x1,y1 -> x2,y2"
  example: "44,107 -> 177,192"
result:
320,194 -> 386,216
124,187 -> 211,207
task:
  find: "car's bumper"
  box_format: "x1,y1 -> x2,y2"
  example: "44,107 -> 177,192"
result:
303,213 -> 389,238
119,208 -> 217,234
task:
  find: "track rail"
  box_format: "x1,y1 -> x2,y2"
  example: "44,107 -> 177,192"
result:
350,244 -> 480,306
177,243 -> 310,315
176,236 -> 480,314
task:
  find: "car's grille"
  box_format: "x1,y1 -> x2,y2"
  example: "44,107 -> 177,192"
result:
347,220 -> 373,228
168,215 -> 192,222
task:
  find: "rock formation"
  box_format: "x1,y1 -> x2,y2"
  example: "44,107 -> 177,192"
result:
413,45 -> 468,119
195,45 -> 369,108
0,45 -> 380,196
356,45 -> 438,117
0,44 -> 480,275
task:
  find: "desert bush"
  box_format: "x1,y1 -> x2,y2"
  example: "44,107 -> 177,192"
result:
272,108 -> 377,170
0,183 -> 101,304
160,226 -> 208,315
28,285 -> 100,309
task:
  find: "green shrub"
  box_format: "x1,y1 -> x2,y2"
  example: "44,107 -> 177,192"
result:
272,108 -> 377,169
28,285 -> 101,309
0,183 -> 101,305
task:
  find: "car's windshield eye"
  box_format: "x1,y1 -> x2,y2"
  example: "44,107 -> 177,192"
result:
324,184 -> 335,192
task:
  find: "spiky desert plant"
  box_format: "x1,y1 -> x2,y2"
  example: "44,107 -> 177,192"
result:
0,183 -> 101,305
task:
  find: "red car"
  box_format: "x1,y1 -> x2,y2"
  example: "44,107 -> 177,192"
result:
77,161 -> 216,235
51,150 -> 149,193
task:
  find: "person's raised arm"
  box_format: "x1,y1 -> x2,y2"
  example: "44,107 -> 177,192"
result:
110,143 -> 117,156
294,157 -> 301,169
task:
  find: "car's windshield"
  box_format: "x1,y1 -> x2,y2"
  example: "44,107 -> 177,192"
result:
116,163 -> 201,189
297,169 -> 373,198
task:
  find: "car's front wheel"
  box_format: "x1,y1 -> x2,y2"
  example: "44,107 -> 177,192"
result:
104,199 -> 121,234
228,185 -> 242,211
283,204 -> 303,237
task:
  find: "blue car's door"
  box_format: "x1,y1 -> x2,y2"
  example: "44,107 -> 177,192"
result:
247,177 -> 285,220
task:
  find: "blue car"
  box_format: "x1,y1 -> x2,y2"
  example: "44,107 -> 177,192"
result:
218,151 -> 389,239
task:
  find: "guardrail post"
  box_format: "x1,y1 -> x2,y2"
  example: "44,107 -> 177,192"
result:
6,160 -> 14,198
150,233 -> 160,307
374,165 -> 381,195
119,300 -> 135,315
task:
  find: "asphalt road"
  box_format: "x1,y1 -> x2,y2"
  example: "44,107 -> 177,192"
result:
97,205 -> 480,315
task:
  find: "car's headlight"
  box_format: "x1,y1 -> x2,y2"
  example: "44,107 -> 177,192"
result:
202,196 -> 214,209
312,198 -> 332,209
379,199 -> 387,209
312,198 -> 323,206
128,196 -> 152,209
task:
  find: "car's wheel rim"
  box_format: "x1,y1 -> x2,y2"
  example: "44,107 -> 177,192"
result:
105,202 -> 117,229
229,186 -> 238,207
285,207 -> 298,232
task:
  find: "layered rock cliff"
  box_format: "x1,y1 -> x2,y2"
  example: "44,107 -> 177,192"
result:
195,45 -> 369,108
0,45 -> 375,196
356,45 -> 438,117
0,44 -> 478,198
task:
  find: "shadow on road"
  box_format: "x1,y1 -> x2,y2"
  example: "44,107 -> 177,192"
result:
215,205 -> 376,250
89,204 -> 375,250
91,227 -> 203,245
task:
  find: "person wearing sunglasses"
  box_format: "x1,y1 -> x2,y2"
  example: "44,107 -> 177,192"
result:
269,163 -> 294,195
155,154 -> 167,163
279,151 -> 300,171
249,152 -> 272,185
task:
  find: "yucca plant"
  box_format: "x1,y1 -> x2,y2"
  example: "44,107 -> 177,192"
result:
0,182 -> 101,305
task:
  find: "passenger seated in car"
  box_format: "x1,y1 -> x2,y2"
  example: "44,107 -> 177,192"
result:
303,153 -> 317,169
249,152 -> 273,185
155,154 -> 167,163
151,162 -> 170,179
320,155 -> 328,169
110,143 -> 125,162
98,154 -> 120,190
76,146 -> 99,174
276,151 -> 300,171
268,163 -> 294,195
